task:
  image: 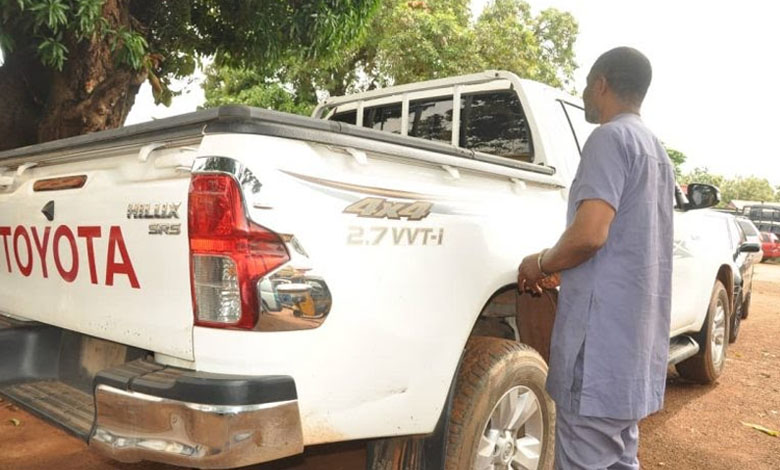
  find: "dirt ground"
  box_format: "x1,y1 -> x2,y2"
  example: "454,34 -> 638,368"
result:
640,261 -> 780,469
1,263 -> 779,470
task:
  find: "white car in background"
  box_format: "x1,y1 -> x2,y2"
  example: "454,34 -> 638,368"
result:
735,216 -> 763,264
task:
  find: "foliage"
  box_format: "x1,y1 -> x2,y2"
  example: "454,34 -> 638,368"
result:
721,176 -> 778,204
0,0 -> 137,70
203,0 -> 579,113
664,146 -> 686,180
679,167 -> 724,188
681,167 -> 779,206
202,66 -> 316,115
0,0 -> 380,105
473,0 -> 577,90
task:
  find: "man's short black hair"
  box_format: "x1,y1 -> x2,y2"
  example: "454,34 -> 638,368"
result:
590,47 -> 652,105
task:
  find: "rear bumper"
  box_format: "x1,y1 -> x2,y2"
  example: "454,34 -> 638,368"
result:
90,361 -> 304,469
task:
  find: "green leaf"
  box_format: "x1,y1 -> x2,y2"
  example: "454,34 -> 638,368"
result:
0,31 -> 15,53
29,0 -> 70,32
112,28 -> 148,70
36,36 -> 68,70
75,0 -> 104,37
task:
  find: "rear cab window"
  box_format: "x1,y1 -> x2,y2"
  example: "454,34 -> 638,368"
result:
322,82 -> 541,168
364,103 -> 403,134
408,97 -> 454,142
459,91 -> 533,162
330,110 -> 356,124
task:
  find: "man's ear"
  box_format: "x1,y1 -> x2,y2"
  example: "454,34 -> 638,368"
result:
595,75 -> 608,96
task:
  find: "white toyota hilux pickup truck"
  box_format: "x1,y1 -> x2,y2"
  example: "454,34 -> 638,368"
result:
0,71 -> 757,469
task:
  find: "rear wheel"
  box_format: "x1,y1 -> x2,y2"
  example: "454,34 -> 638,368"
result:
444,337 -> 554,470
677,281 -> 729,383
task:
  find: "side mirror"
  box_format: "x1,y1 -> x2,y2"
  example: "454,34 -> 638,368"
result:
739,242 -> 761,253
685,183 -> 721,210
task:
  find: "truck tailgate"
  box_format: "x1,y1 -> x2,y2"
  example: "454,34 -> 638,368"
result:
0,144 -> 196,360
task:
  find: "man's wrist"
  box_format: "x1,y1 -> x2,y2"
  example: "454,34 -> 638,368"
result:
538,249 -> 551,277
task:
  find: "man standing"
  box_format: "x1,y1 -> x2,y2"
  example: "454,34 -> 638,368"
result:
517,47 -> 675,469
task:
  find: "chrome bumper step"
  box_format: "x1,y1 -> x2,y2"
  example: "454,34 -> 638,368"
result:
668,335 -> 700,366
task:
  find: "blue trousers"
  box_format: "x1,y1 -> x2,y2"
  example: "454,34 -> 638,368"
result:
554,406 -> 640,470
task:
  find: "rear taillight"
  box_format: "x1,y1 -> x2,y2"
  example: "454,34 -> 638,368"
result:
188,173 -> 289,329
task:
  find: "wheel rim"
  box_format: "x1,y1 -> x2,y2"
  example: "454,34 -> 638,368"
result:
474,386 -> 543,470
711,299 -> 727,368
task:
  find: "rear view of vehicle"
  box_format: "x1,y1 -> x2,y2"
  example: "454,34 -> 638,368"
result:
761,232 -> 780,261
0,113 -> 307,468
744,204 -> 780,242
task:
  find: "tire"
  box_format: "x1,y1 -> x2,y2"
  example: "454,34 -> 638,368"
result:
728,293 -> 742,344
677,281 -> 730,383
444,337 -> 555,470
741,291 -> 752,320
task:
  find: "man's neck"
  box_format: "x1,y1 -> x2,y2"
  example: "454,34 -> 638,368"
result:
599,104 -> 641,124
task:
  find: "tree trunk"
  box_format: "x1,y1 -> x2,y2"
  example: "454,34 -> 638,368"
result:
0,0 -> 146,151
0,54 -> 49,151
37,0 -> 146,144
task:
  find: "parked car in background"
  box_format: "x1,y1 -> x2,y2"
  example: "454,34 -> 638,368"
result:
743,205 -> 780,240
735,217 -> 763,265
723,215 -> 762,342
756,222 -> 780,239
761,232 -> 780,262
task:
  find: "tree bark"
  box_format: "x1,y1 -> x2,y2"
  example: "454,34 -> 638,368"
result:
0,54 -> 49,151
0,0 -> 146,151
37,0 -> 146,144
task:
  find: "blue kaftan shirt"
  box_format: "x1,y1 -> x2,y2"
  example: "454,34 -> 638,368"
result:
546,113 -> 675,420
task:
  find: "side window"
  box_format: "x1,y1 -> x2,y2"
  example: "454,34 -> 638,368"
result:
725,220 -> 739,251
733,221 -> 746,246
408,97 -> 453,143
460,91 -> 532,161
561,102 -> 596,155
330,110 -> 356,125
738,220 -> 758,237
364,104 -> 403,134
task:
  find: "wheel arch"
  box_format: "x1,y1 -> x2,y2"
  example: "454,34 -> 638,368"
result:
469,283 -> 557,363
717,265 -> 735,313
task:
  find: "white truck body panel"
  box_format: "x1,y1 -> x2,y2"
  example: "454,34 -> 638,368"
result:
191,131 -> 568,442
